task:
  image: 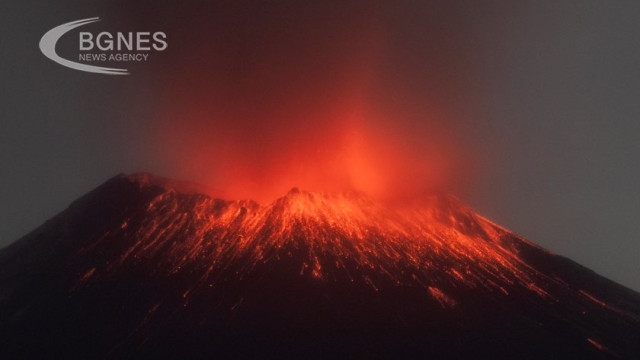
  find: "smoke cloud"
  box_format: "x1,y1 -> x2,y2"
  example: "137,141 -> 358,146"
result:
113,1 -> 476,201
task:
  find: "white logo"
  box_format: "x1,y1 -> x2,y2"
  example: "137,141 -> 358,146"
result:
39,17 -> 167,75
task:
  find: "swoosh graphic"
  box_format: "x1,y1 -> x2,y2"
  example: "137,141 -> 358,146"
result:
39,17 -> 129,75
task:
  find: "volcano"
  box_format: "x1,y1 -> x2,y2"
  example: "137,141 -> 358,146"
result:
1,173 -> 638,359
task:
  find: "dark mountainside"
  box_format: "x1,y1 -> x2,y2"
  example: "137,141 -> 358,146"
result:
0,173 -> 639,359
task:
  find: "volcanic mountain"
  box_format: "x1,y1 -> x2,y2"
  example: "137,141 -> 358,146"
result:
1,173 -> 639,359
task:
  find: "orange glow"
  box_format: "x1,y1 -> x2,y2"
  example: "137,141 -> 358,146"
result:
83,174 -> 613,311
587,338 -> 608,352
149,4 -> 469,203
153,101 -> 463,202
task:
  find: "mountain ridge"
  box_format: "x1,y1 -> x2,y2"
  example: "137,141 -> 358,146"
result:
0,173 -> 638,359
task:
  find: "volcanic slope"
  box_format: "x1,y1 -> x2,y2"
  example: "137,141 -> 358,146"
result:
0,173 -> 639,359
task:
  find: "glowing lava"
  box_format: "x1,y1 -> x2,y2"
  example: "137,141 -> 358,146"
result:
82,173 -> 607,308
2,172 -> 639,359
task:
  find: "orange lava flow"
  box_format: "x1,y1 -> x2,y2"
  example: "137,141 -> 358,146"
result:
77,174 -> 617,311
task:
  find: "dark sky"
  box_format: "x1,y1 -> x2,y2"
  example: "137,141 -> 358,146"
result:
1,1 -> 639,291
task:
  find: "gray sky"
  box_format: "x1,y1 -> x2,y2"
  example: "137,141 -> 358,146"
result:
1,1 -> 639,291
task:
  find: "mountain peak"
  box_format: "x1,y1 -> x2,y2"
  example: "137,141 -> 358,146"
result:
1,172 -> 639,359
117,172 -> 213,195
74,174 -> 563,298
